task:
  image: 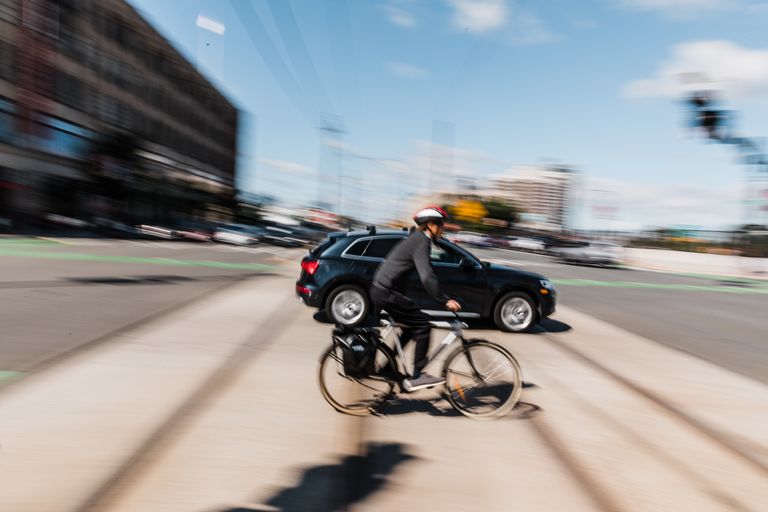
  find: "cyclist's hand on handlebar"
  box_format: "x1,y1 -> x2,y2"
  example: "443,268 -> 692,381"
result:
445,299 -> 461,312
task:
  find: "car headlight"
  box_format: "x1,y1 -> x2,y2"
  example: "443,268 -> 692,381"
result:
540,279 -> 555,291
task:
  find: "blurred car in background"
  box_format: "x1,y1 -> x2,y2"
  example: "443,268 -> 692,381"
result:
45,213 -> 92,230
450,231 -> 494,248
136,220 -> 213,241
507,236 -> 546,252
93,217 -> 138,238
171,220 -> 215,242
485,236 -> 511,248
135,223 -> 176,240
260,225 -> 309,248
212,223 -> 315,247
212,224 -> 262,245
555,240 -> 623,266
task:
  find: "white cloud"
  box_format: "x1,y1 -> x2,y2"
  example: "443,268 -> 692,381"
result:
260,158 -> 313,175
196,14 -> 225,35
383,1 -> 417,28
387,61 -> 431,79
623,41 -> 768,100
444,1 -> 556,45
446,0 -> 509,32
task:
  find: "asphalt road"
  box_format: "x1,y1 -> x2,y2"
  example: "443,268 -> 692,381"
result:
473,247 -> 768,385
0,238 -> 297,373
1,238 -> 766,386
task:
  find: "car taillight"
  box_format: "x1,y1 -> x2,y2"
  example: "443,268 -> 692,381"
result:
301,260 -> 320,275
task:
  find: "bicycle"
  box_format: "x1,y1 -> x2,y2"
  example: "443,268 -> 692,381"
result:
318,312 -> 523,420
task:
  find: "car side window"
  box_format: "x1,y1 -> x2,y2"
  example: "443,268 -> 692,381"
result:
363,238 -> 402,259
430,244 -> 462,265
345,239 -> 369,256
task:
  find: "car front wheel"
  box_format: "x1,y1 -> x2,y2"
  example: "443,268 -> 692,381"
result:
493,292 -> 538,332
325,285 -> 370,327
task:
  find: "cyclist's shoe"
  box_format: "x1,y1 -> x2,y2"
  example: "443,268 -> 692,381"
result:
402,373 -> 445,392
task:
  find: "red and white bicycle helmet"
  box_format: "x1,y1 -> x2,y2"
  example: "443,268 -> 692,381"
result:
413,205 -> 448,226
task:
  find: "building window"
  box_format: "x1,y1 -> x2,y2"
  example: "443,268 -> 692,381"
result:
0,0 -> 19,25
55,72 -> 85,110
33,115 -> 92,158
99,94 -> 120,125
0,39 -> 15,81
21,0 -> 59,38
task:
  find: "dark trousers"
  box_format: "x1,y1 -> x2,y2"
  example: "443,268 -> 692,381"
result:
370,285 -> 431,376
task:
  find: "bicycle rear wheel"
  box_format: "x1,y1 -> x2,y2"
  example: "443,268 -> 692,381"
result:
318,342 -> 397,416
443,340 -> 522,420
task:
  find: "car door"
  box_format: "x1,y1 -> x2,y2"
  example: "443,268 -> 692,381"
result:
341,236 -> 420,293
414,240 -> 487,316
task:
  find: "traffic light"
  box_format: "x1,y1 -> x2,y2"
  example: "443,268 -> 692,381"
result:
688,93 -> 727,140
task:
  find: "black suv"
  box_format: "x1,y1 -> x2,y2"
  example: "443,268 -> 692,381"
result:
296,228 -> 557,332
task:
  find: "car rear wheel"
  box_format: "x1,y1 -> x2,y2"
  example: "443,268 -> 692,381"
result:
493,292 -> 538,333
326,285 -> 370,327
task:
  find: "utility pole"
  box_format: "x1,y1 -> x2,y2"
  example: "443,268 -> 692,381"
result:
318,113 -> 344,214
429,120 -> 455,197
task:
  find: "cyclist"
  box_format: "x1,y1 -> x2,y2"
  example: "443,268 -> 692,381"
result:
370,206 -> 461,391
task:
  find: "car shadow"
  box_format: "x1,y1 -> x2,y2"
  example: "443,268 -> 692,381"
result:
221,442 -> 416,512
62,273 -> 269,286
313,314 -> 573,335
530,318 -> 572,334
458,318 -> 573,335
67,275 -> 196,285
312,311 -> 333,324
558,260 -> 627,270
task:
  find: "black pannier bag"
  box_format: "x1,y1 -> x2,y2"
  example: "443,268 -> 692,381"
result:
333,326 -> 380,378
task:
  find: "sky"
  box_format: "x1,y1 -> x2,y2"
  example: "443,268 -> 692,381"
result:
127,0 -> 768,230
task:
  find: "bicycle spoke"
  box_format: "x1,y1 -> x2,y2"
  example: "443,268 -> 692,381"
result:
478,355 -> 509,382
319,343 -> 396,416
444,342 -> 522,419
446,368 -> 477,379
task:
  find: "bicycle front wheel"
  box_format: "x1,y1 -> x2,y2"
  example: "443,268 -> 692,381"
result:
443,340 -> 522,420
318,342 -> 397,416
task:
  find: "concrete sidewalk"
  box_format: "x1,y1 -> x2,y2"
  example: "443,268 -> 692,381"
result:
0,271 -> 766,511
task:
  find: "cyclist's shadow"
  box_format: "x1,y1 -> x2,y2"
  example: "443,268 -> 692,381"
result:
375,397 -> 542,420
375,396 -> 461,417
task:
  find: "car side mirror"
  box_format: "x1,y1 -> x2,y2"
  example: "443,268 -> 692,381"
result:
459,259 -> 475,271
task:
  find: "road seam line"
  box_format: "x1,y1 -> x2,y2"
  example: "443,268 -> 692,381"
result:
0,274 -> 263,396
74,292 -> 298,512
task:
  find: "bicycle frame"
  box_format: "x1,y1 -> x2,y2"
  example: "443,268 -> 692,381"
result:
378,316 -> 468,378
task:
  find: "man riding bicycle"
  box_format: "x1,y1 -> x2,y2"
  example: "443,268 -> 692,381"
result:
370,206 -> 462,392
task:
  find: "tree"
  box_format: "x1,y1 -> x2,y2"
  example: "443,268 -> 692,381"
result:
443,196 -> 519,234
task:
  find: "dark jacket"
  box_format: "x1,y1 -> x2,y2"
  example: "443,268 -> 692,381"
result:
372,231 -> 449,305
